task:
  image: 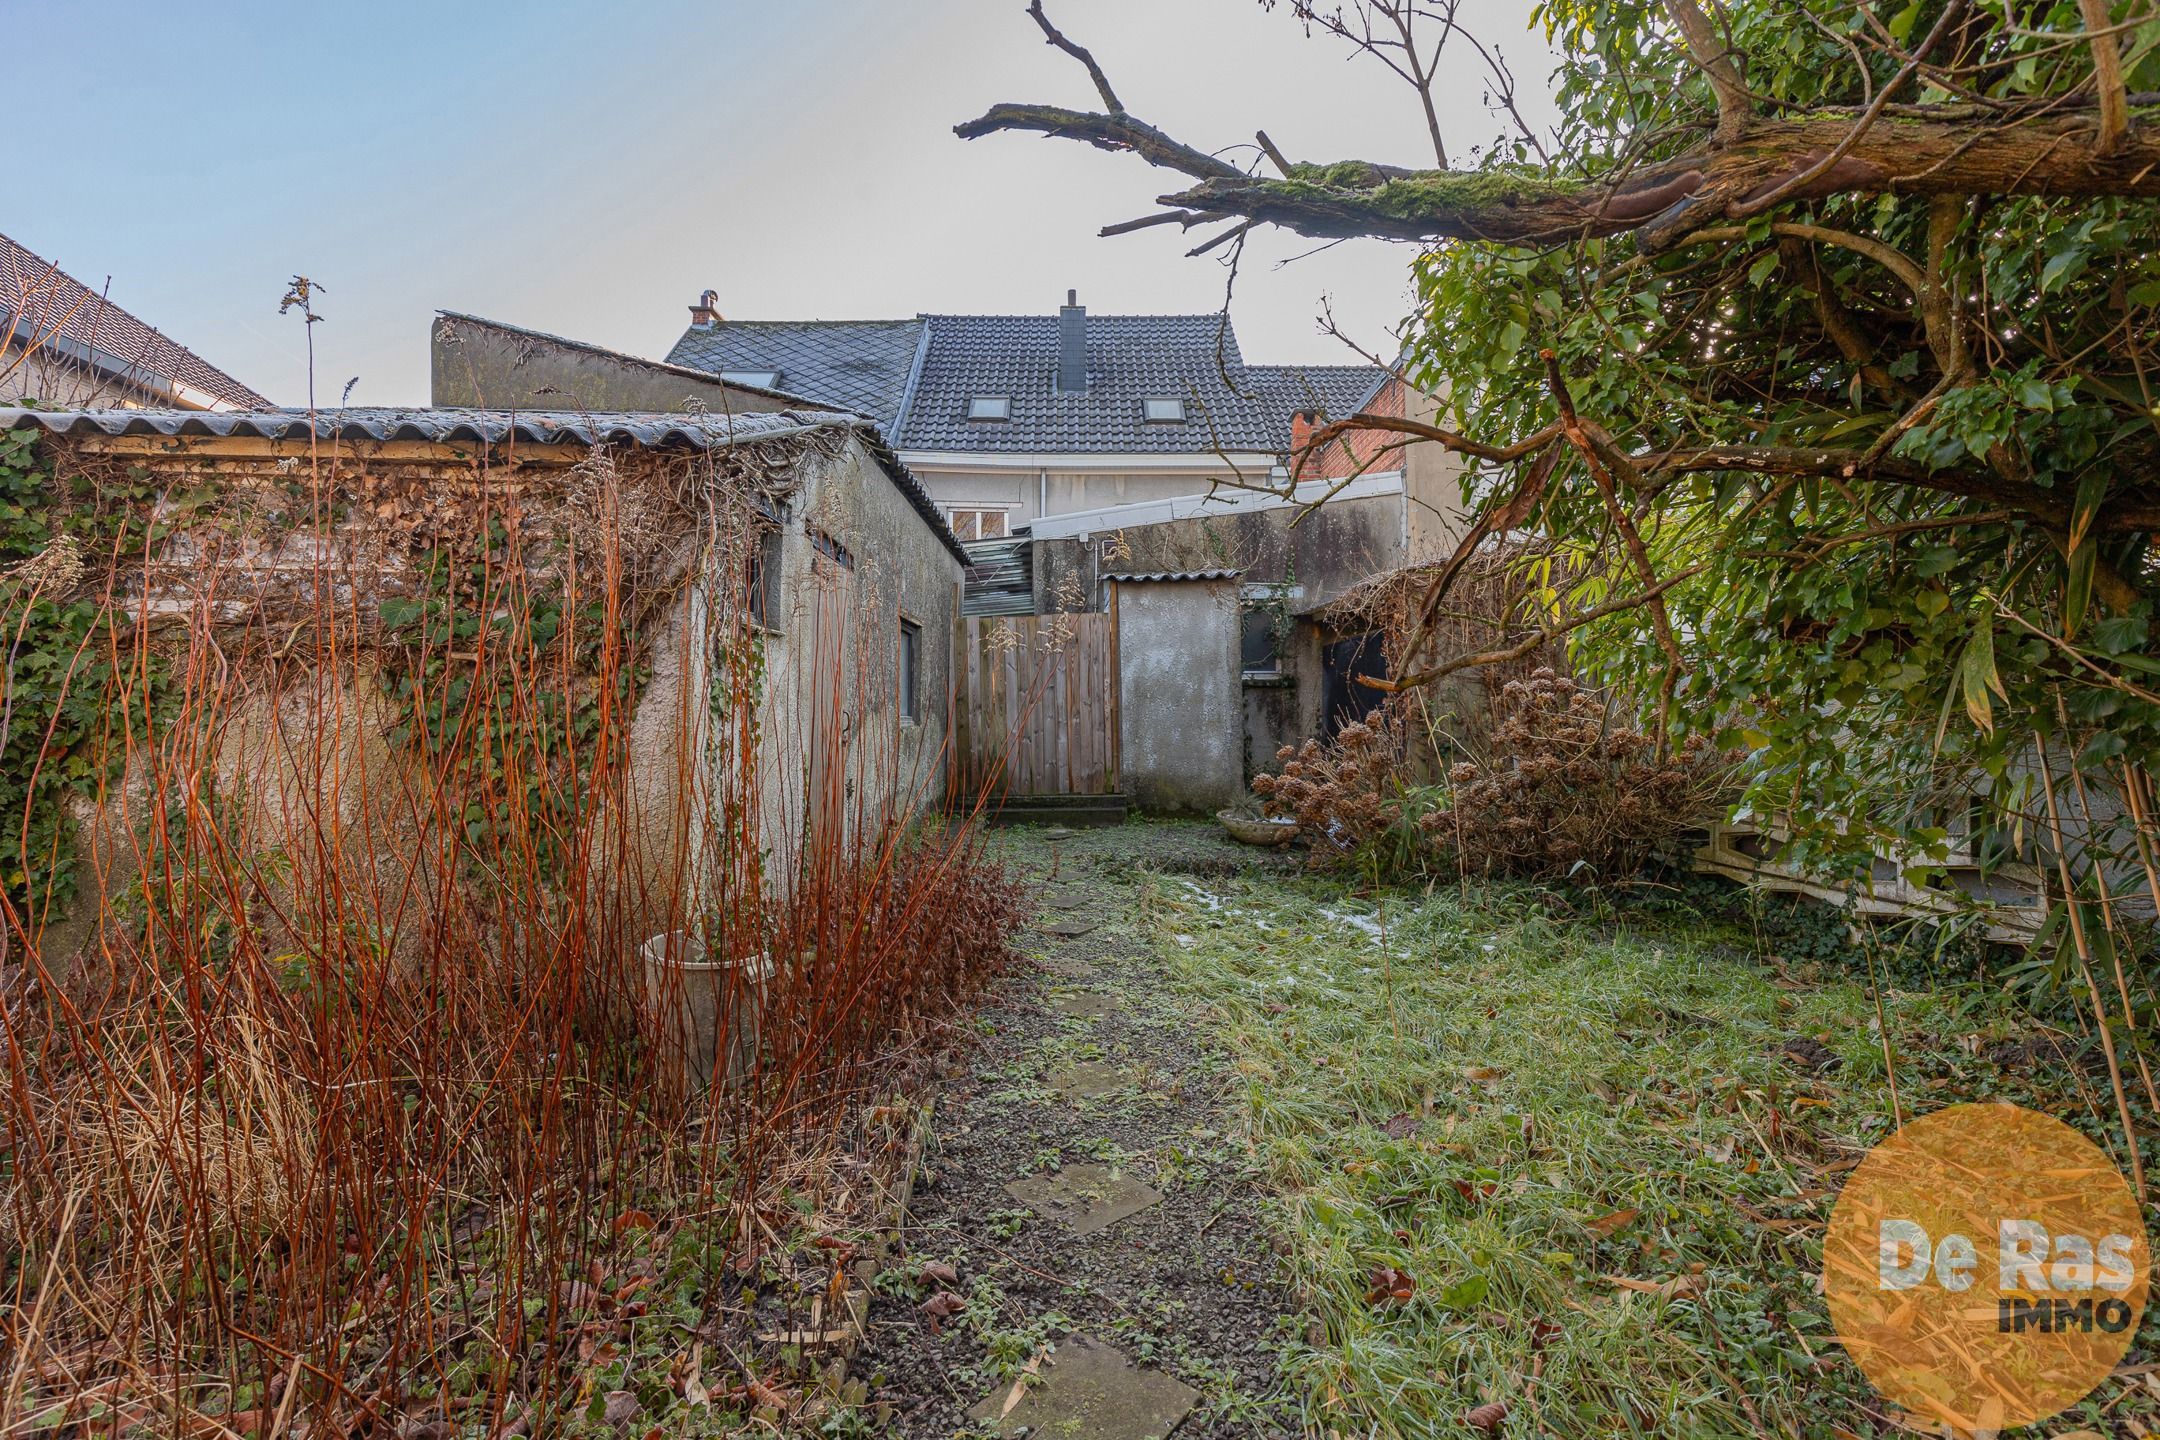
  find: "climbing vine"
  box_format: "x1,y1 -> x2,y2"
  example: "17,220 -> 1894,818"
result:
0,431 -> 169,921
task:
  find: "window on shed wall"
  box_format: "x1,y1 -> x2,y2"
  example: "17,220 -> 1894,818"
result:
1240,606 -> 1283,676
898,620 -> 921,721
745,523 -> 783,630
946,507 -> 1010,541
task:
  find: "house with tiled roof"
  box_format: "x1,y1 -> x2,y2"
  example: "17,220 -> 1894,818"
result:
664,290 -> 1399,549
1,234 -> 271,410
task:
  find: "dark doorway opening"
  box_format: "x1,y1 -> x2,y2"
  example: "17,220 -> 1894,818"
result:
1320,632 -> 1389,737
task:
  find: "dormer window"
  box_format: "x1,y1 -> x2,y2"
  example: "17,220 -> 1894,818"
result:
719,369 -> 780,389
1142,397 -> 1186,423
968,396 -> 1011,421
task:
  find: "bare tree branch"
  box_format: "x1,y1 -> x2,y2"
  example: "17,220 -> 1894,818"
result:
1026,0 -> 1122,112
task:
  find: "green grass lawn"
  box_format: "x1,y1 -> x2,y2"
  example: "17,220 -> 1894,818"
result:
1144,867 -> 2153,1439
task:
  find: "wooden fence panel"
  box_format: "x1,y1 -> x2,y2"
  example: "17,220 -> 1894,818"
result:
951,614 -> 1118,799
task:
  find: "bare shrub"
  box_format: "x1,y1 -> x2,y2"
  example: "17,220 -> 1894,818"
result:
1252,714 -> 1421,869
1430,669 -> 1733,881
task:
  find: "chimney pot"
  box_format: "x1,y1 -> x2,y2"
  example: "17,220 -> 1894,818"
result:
689,288 -> 722,327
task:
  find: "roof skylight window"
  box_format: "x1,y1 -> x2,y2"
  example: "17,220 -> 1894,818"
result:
1142,397 -> 1186,423
968,396 -> 1012,421
719,370 -> 781,389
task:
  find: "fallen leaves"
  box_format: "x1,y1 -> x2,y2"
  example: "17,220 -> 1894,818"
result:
1364,1265 -> 1417,1305
917,1290 -> 968,1333
1585,1207 -> 1639,1237
916,1259 -> 959,1287
1465,1398 -> 1511,1432
1605,1272 -> 1703,1300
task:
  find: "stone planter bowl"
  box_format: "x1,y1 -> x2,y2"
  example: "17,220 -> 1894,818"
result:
1217,810 -> 1299,846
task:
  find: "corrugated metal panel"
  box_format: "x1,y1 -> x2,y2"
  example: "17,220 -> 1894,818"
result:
962,537 -> 1035,616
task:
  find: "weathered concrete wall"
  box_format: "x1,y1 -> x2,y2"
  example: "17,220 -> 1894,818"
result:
22,425 -> 960,974
430,314 -> 800,416
1113,577 -> 1241,815
1397,384 -> 1473,564
906,465 -> 1273,533
1033,493 -> 1404,614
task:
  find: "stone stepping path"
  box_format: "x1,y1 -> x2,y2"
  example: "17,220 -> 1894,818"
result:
1037,953 -> 1098,980
1047,990 -> 1118,1019
1004,1162 -> 1163,1237
967,1334 -> 1197,1438
1045,1059 -> 1133,1099
857,823 -> 1293,1434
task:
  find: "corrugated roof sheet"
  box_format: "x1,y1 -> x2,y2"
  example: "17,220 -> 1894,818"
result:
0,405 -> 970,564
0,233 -> 273,409
666,319 -> 926,425
1105,569 -> 1245,583
664,307 -> 1386,457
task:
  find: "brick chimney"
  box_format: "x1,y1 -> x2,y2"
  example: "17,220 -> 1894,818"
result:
1290,409 -> 1317,476
688,289 -> 721,327
1056,289 -> 1087,395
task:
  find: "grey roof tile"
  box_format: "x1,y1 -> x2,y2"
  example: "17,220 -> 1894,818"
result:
665,308 -> 1386,458
0,233 -> 272,408
666,319 -> 925,425
897,312 -> 1292,455
1247,364 -> 1393,450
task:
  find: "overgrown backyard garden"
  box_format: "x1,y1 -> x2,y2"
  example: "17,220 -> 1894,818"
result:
842,822 -> 2159,1439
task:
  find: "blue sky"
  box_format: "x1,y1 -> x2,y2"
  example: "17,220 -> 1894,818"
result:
13,0 -> 1557,406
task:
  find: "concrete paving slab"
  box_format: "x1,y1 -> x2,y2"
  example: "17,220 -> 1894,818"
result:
1047,991 -> 1119,1020
1039,917 -> 1099,938
1046,1061 -> 1132,1099
1003,1164 -> 1164,1237
967,1334 -> 1196,1437
1037,954 -> 1098,981
1037,887 -> 1088,909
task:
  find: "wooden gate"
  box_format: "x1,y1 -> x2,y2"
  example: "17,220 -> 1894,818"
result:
951,614 -> 1119,799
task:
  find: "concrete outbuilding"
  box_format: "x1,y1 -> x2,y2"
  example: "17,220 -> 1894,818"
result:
1108,572 -> 1243,816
